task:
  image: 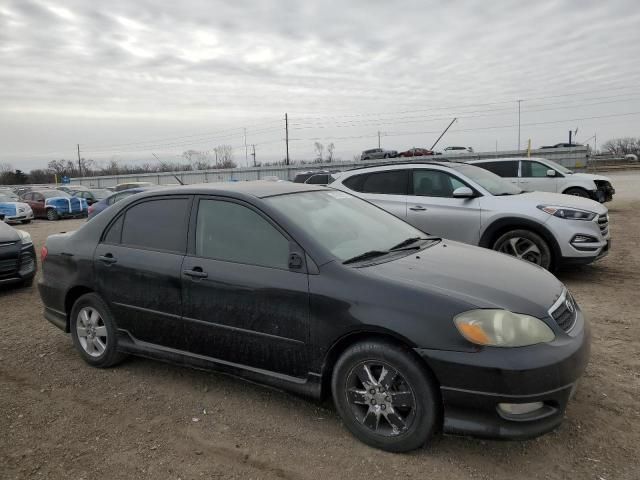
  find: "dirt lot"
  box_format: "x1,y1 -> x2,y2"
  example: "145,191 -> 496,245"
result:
1,172 -> 639,480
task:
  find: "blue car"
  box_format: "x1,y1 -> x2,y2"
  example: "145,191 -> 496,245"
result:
21,189 -> 88,221
87,187 -> 149,220
0,192 -> 34,224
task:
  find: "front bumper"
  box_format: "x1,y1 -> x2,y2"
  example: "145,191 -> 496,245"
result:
590,185 -> 615,203
4,212 -> 34,223
546,214 -> 611,266
416,311 -> 590,439
0,243 -> 37,286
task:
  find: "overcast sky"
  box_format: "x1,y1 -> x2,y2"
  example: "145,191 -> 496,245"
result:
1,0 -> 639,171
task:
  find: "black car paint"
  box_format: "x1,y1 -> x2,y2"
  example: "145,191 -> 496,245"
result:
39,182 -> 589,440
0,221 -> 36,286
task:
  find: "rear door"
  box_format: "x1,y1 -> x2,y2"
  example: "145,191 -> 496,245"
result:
519,160 -> 557,193
180,197 -> 310,377
341,170 -> 409,220
405,168 -> 481,244
94,196 -> 192,349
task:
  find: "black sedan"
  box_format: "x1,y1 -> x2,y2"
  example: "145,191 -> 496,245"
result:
0,220 -> 36,287
38,182 -> 590,452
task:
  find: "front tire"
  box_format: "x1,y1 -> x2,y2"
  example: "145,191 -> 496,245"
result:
493,229 -> 552,270
332,340 -> 440,452
46,208 -> 59,221
70,293 -> 127,368
563,187 -> 590,198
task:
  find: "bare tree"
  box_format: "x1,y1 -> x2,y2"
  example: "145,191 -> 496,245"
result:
214,145 -> 236,168
601,137 -> 640,156
326,143 -> 335,162
314,142 -> 324,163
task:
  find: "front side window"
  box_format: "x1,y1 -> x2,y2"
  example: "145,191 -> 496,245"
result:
413,170 -> 466,197
343,170 -> 409,195
521,161 -> 550,178
475,161 -> 518,177
195,200 -> 289,269
120,198 -> 189,253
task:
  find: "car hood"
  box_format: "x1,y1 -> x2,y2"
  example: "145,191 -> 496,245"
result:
365,240 -> 564,319
570,172 -> 612,183
0,220 -> 21,242
498,191 -> 607,214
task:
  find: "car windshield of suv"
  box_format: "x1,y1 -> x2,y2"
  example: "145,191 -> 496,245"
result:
42,190 -> 71,198
452,164 -> 522,195
265,190 -> 435,262
542,158 -> 573,174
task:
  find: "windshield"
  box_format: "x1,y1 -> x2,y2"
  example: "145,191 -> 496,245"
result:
452,164 -> 522,195
42,190 -> 70,198
541,158 -> 573,174
265,190 -> 428,262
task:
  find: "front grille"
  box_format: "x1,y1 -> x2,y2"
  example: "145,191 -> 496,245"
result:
18,253 -> 35,275
597,214 -> 609,236
550,292 -> 577,332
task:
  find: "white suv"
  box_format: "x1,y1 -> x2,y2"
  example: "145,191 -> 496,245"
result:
331,162 -> 611,270
467,157 -> 615,203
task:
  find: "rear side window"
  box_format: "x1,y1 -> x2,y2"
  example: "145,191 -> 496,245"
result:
120,198 -> 190,253
195,200 -> 289,269
521,161 -> 549,178
343,170 -> 409,195
475,161 -> 518,177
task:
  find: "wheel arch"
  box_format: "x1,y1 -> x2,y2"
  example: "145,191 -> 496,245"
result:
479,217 -> 562,265
64,285 -> 95,331
319,328 -> 436,400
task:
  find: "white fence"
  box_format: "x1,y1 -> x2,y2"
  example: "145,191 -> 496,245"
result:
69,147 -> 591,187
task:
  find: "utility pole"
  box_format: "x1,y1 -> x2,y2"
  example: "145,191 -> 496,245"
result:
378,131 -> 381,148
569,130 -> 572,146
594,133 -> 597,153
285,113 -> 290,165
251,144 -> 256,166
517,100 -> 522,151
244,128 -> 248,166
77,144 -> 82,177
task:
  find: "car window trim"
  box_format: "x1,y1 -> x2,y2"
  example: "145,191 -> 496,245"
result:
187,195 -> 308,273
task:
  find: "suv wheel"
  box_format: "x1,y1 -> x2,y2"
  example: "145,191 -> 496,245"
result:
70,293 -> 127,368
564,187 -> 590,198
493,229 -> 552,269
46,208 -> 59,221
332,340 -> 440,452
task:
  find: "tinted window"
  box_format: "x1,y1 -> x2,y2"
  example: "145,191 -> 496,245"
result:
103,216 -> 124,244
306,174 -> 329,184
195,200 -> 289,269
521,161 -> 549,178
344,170 -> 408,195
413,170 -> 465,197
121,198 -> 189,253
475,161 -> 518,177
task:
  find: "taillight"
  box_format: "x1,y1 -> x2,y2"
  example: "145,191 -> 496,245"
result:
41,246 -> 48,263
88,204 -> 95,214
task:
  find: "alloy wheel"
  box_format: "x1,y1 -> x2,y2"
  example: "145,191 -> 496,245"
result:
497,237 -> 542,265
345,361 -> 416,437
76,307 -> 108,357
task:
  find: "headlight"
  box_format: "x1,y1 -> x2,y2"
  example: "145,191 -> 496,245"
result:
537,205 -> 596,221
16,230 -> 32,246
454,310 -> 555,347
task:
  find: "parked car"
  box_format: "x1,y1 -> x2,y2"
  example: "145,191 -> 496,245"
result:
20,189 -> 88,220
0,193 -> 34,224
113,181 -> 154,192
331,162 -> 610,270
39,181 -> 589,452
540,143 -> 583,149
0,220 -> 36,287
468,157 -> 615,203
398,148 -> 435,157
442,146 -> 474,154
293,170 -> 337,185
57,185 -> 89,194
70,188 -> 112,206
360,148 -> 398,160
87,187 -> 150,220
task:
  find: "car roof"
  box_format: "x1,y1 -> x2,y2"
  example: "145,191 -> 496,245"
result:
344,160 -> 452,173
469,157 -> 549,162
132,181 -> 326,199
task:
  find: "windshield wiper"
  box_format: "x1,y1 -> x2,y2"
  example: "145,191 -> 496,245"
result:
389,237 -> 428,251
342,250 -> 389,265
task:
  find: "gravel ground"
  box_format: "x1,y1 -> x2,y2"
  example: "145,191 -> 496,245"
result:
1,171 -> 639,480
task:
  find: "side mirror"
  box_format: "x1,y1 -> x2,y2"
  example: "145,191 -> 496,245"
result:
452,186 -> 475,198
546,169 -> 556,177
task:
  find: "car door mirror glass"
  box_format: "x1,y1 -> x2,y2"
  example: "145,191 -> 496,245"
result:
452,186 -> 474,198
546,169 -> 556,177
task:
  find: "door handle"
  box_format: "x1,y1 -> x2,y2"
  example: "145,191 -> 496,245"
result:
183,268 -> 208,279
520,180 -> 529,184
98,254 -> 117,264
409,206 -> 427,211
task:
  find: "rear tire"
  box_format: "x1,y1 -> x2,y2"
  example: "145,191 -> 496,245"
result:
492,229 -> 552,270
332,340 -> 440,452
563,187 -> 590,198
46,209 -> 59,221
70,293 -> 127,368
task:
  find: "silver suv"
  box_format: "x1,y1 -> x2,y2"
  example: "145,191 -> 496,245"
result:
360,148 -> 398,160
331,162 -> 611,270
